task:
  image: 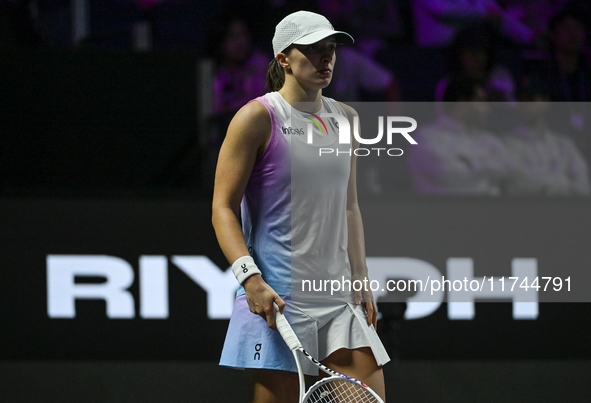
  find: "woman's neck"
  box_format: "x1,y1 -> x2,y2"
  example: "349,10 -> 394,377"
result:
278,81 -> 323,111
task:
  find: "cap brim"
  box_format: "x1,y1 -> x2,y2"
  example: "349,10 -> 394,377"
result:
292,30 -> 354,46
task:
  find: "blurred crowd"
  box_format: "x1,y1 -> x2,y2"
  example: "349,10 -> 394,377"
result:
3,0 -> 591,196
408,74 -> 590,196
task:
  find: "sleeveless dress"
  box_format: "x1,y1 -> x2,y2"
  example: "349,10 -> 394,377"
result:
219,92 -> 389,375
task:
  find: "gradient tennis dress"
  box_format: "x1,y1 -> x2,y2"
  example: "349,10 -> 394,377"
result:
219,92 -> 389,375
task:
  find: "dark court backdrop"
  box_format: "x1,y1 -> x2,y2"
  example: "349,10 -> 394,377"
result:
1,197 -> 591,362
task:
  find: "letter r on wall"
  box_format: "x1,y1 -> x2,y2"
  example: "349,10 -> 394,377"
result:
47,255 -> 135,318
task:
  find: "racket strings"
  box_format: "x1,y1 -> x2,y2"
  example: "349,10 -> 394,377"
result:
305,379 -> 381,403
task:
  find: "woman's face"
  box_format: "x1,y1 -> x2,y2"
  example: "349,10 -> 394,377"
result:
285,36 -> 337,90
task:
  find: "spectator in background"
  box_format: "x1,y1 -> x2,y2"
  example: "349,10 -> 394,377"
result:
411,0 -> 534,48
534,9 -> 591,162
541,9 -> 591,102
205,13 -> 268,115
436,26 -> 516,103
408,75 -> 512,194
503,76 -> 590,195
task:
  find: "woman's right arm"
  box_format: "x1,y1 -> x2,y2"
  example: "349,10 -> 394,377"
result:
211,100 -> 285,329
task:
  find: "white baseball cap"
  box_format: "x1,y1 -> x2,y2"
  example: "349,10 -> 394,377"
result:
272,11 -> 354,58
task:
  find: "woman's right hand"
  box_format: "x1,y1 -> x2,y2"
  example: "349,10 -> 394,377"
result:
243,274 -> 286,330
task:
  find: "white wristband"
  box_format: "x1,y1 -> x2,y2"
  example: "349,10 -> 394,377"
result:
232,256 -> 262,285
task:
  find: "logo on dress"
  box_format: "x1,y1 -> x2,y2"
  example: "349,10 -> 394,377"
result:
254,343 -> 262,360
281,126 -> 305,135
303,111 -> 329,136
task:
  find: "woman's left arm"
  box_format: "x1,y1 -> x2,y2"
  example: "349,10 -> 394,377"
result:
340,102 -> 378,328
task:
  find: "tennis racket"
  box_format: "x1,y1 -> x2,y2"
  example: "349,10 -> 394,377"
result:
274,303 -> 385,403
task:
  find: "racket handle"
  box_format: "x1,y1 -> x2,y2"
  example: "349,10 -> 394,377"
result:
273,303 -> 303,351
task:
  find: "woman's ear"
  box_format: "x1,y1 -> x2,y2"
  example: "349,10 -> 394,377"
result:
277,53 -> 290,71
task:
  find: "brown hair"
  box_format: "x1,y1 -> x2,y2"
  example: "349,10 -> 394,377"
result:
266,58 -> 285,91
265,47 -> 293,91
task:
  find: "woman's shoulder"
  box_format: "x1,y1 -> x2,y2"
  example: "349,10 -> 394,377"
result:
229,98 -> 273,136
239,97 -> 271,117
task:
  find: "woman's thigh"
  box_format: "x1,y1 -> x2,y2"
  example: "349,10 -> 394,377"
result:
245,368 -> 300,403
321,347 -> 386,402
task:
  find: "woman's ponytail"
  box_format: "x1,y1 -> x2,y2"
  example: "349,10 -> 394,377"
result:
265,58 -> 285,91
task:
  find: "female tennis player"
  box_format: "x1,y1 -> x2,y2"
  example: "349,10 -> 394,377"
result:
212,10 -> 389,403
